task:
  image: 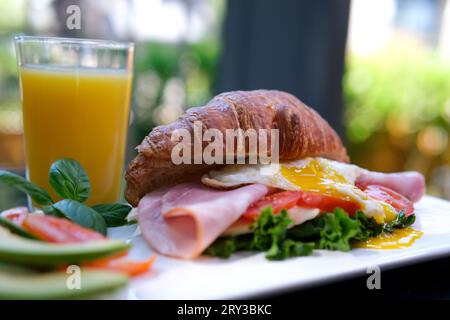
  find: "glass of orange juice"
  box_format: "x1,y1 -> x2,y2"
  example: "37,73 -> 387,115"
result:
15,36 -> 134,206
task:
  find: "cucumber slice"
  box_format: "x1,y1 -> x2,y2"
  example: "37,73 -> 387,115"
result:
0,226 -> 130,267
0,262 -> 128,299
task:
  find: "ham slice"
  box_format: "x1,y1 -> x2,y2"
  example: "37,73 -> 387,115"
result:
138,183 -> 269,259
356,171 -> 425,202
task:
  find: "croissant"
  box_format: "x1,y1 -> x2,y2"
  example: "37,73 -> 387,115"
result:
125,90 -> 349,206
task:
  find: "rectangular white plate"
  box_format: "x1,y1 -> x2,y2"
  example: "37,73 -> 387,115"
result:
105,195 -> 450,299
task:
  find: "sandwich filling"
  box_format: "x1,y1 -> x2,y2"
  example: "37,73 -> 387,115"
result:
137,157 -> 425,260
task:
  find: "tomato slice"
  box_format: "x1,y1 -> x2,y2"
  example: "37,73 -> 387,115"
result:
21,214 -> 154,276
359,184 -> 414,216
84,255 -> 156,277
296,192 -> 361,216
22,215 -> 105,243
243,190 -> 361,220
243,191 -> 302,219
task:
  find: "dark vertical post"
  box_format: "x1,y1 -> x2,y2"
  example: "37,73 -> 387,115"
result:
217,0 -> 351,135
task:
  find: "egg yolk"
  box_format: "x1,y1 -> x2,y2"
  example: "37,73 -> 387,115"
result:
379,202 -> 398,222
280,159 -> 352,199
353,228 -> 423,249
280,159 -> 398,223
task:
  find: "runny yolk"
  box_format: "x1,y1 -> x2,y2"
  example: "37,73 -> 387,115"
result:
353,228 -> 423,249
280,159 -> 399,223
379,202 -> 398,222
280,159 -> 351,199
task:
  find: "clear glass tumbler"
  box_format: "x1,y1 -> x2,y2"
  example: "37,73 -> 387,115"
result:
15,36 -> 134,206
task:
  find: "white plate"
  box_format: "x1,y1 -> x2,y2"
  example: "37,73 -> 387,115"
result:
105,195 -> 450,299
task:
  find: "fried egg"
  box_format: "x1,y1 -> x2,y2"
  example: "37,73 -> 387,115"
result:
201,157 -> 398,223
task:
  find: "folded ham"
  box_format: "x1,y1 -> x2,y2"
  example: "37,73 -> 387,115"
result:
138,183 -> 269,259
356,171 -> 425,202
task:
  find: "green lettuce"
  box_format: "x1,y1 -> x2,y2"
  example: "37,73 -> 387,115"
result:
205,206 -> 416,261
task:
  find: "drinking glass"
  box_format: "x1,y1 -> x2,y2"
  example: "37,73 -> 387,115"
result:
15,36 -> 134,206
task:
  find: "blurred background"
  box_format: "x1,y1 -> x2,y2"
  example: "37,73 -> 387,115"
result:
1,0 -> 450,210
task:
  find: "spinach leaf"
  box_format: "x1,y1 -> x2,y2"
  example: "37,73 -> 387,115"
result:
92,203 -> 132,227
352,211 -> 384,241
0,171 -> 52,206
48,159 -> 90,202
52,199 -> 106,234
384,211 -> 416,232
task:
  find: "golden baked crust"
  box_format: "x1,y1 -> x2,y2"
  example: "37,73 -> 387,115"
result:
125,90 -> 349,206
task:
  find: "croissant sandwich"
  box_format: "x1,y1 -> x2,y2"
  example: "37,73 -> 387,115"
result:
126,90 -> 425,260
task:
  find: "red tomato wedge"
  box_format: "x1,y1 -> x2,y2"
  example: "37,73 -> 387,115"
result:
84,255 -> 156,277
359,184 -> 414,216
243,190 -> 361,220
243,191 -> 302,219
22,215 -> 105,243
296,192 -> 361,216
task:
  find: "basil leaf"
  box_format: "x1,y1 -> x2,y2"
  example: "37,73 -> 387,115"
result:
92,203 -> 132,227
42,205 -> 65,217
52,199 -> 106,235
0,171 -> 52,205
0,216 -> 39,240
48,159 -> 91,202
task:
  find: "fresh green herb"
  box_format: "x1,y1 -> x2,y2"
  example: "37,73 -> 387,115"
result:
384,211 -> 416,232
0,171 -> 52,206
41,205 -> 65,217
52,199 -> 107,235
351,210 -> 415,240
92,203 -> 132,227
0,159 -> 131,234
48,159 -> 91,202
206,206 -> 416,261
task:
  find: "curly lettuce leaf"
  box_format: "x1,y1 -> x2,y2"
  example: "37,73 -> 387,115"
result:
205,206 -> 416,260
205,207 -> 314,260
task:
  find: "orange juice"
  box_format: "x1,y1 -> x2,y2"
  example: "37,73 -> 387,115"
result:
19,66 -> 132,205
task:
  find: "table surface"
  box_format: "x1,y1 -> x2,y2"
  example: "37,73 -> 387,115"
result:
273,248 -> 450,300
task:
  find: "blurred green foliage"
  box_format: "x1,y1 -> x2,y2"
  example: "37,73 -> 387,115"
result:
344,46 -> 450,185
344,47 -> 450,145
132,39 -> 220,141
0,0 -> 25,31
